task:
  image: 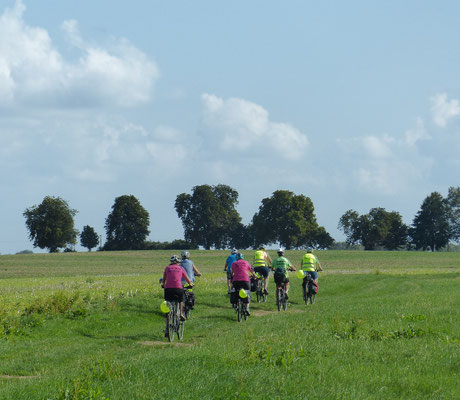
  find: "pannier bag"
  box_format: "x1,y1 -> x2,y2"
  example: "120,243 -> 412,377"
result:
230,289 -> 238,304
250,276 -> 257,292
185,290 -> 196,308
309,281 -> 318,294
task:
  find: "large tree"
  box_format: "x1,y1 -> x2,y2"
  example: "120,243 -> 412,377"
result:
175,184 -> 242,249
446,186 -> 460,243
80,225 -> 99,251
252,190 -> 330,249
338,208 -> 407,250
23,196 -> 78,253
409,192 -> 450,251
104,195 -> 150,251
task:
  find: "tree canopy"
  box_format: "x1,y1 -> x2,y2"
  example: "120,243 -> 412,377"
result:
80,225 -> 99,251
23,196 -> 78,253
104,195 -> 150,251
252,190 -> 332,249
338,208 -> 407,250
409,192 -> 450,251
175,184 -> 242,249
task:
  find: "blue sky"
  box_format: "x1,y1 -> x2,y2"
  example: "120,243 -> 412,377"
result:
1,0 -> 460,253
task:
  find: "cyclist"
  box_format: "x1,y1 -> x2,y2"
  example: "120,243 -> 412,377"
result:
162,255 -> 193,337
272,248 -> 296,300
180,250 -> 202,284
231,253 -> 256,315
224,248 -> 239,294
300,247 -> 323,283
253,246 -> 272,295
180,250 -> 201,311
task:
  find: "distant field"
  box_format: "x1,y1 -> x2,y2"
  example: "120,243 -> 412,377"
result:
0,250 -> 458,399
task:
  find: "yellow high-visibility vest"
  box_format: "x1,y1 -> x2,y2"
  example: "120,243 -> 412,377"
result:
301,253 -> 317,271
253,250 -> 266,267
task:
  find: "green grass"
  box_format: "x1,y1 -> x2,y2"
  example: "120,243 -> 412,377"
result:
0,250 -> 459,399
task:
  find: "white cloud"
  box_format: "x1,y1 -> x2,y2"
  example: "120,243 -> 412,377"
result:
431,93 -> 460,127
200,93 -> 308,159
337,119 -> 433,195
404,117 -> 430,146
0,0 -> 159,108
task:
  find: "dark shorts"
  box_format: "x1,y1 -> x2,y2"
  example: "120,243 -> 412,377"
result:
164,288 -> 184,303
254,266 -> 270,278
227,270 -> 233,280
232,281 -> 251,291
274,274 -> 289,285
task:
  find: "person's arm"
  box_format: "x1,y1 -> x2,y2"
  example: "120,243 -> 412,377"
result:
162,269 -> 167,287
265,252 -> 272,265
316,258 -> 323,272
193,263 -> 202,276
224,260 -> 228,272
289,261 -> 296,271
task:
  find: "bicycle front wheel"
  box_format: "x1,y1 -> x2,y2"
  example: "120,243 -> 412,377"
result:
310,294 -> 316,304
276,289 -> 281,311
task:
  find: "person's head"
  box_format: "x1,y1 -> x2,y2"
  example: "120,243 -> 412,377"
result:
237,253 -> 244,260
181,250 -> 190,259
277,247 -> 284,256
170,255 -> 180,264
258,246 -> 265,251
231,248 -> 238,255
306,247 -> 313,253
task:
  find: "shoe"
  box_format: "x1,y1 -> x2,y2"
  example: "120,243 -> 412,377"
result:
285,294 -> 289,300
180,314 -> 186,321
228,290 -> 232,294
164,331 -> 169,338
264,289 -> 268,295
247,310 -> 250,316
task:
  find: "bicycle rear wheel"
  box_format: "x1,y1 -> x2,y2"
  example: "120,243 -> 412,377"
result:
237,300 -> 243,322
276,288 -> 281,311
310,294 -> 316,304
184,305 -> 191,320
167,310 -> 176,342
243,302 -> 248,320
178,320 -> 184,340
282,293 -> 288,311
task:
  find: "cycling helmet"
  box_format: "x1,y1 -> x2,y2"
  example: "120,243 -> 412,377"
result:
181,250 -> 190,259
237,253 -> 244,260
170,255 -> 180,264
306,247 -> 313,253
231,248 -> 238,255
277,247 -> 284,255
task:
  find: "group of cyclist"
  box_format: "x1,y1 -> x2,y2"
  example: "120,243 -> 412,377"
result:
161,247 -> 322,335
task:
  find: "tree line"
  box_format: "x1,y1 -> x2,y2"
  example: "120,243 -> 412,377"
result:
22,185 -> 460,253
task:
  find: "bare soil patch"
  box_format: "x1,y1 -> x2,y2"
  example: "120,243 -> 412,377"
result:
0,375 -> 39,380
140,340 -> 193,347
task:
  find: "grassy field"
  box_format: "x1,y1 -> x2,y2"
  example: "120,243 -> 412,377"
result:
0,250 -> 459,399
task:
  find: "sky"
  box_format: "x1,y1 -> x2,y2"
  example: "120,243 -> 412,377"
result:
1,0 -> 460,254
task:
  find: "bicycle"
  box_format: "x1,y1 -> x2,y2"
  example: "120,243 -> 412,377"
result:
234,289 -> 250,322
165,300 -> 184,342
253,273 -> 267,303
183,285 -> 195,319
302,273 -> 318,305
276,282 -> 288,311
